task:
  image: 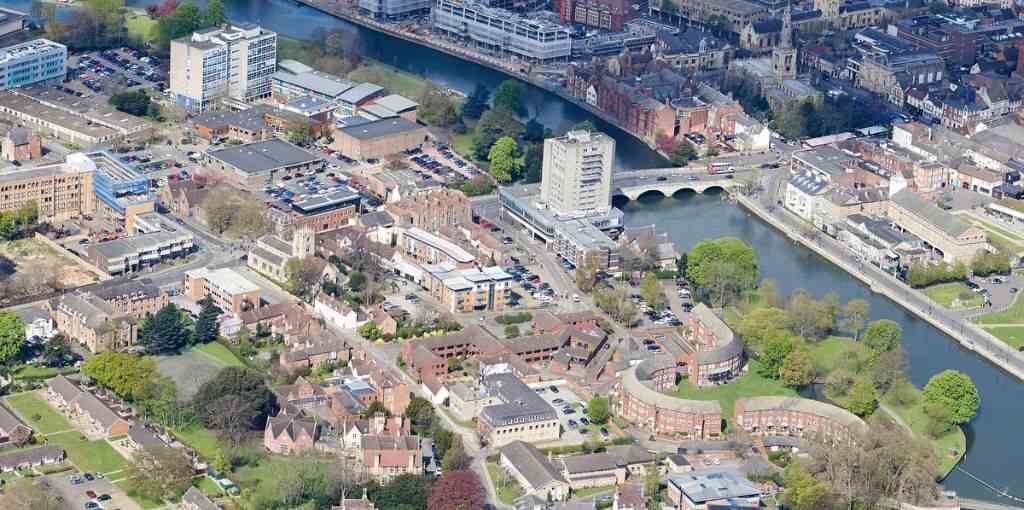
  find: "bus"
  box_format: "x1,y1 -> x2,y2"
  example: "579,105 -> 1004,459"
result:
707,162 -> 736,175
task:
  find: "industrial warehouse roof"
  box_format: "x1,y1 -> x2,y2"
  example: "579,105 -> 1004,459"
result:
291,189 -> 361,214
208,139 -> 322,175
273,68 -> 355,98
667,471 -> 761,504
339,117 -> 422,140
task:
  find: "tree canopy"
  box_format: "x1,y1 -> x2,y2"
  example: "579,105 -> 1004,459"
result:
493,79 -> 526,116
193,298 -> 221,344
139,304 -> 193,354
686,237 -> 760,306
428,470 -> 485,510
488,136 -> 523,183
0,310 -> 26,367
192,366 -> 274,433
82,352 -> 158,401
862,319 -> 901,353
587,396 -> 610,424
922,370 -> 980,425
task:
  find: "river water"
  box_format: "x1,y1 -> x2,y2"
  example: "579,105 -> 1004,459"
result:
10,0 -> 1023,498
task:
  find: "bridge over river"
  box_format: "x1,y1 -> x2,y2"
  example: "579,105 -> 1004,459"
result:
612,166 -> 746,200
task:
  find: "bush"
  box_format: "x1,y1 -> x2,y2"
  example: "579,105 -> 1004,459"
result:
503,325 -> 519,338
906,261 -> 967,288
495,312 -> 532,325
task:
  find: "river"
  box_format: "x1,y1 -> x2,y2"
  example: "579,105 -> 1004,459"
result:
9,0 -> 1024,498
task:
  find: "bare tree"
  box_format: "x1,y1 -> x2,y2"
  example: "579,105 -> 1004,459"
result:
0,478 -> 64,510
207,396 -> 259,446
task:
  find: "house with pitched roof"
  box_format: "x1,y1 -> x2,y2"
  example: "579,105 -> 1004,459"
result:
498,441 -> 570,502
0,402 -> 32,448
182,486 -> 221,510
0,444 -> 64,473
46,375 -> 131,436
264,405 -> 322,454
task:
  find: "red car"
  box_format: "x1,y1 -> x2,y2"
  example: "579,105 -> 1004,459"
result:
86,490 -> 97,499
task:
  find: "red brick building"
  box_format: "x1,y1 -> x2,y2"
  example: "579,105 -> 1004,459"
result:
733,396 -> 868,445
264,406 -> 321,454
612,358 -> 722,439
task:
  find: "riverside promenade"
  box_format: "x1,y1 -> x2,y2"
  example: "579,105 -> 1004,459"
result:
735,192 -> 1024,382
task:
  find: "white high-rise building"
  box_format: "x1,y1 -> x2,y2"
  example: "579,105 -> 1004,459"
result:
540,130 -> 615,216
170,23 -> 277,113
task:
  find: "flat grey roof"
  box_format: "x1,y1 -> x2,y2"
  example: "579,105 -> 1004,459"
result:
480,372 -> 557,426
339,117 -> 423,141
291,189 -> 361,214
373,94 -> 419,113
339,83 -> 385,104
208,139 -> 322,175
891,189 -> 973,238
93,230 -> 192,258
272,69 -> 355,98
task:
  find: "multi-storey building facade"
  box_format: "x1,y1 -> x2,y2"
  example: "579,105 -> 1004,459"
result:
184,267 -> 261,315
433,0 -> 572,63
359,0 -> 431,19
48,293 -> 138,353
387,188 -> 471,232
422,263 -> 513,313
88,230 -> 197,276
888,189 -> 988,263
0,158 -> 96,222
613,358 -> 723,439
541,130 -> 615,216
398,227 -> 476,268
0,39 -> 66,91
649,0 -> 767,33
170,24 -> 278,113
478,373 -> 561,447
733,396 -> 868,445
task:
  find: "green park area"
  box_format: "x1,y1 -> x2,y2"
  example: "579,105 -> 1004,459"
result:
125,10 -> 158,44
883,391 -> 966,478
980,326 -> 1024,349
922,282 -> 986,310
47,431 -> 129,475
171,424 -> 224,460
193,342 -> 246,367
972,292 -> 1024,349
4,392 -> 73,434
670,360 -> 798,428
807,336 -> 866,374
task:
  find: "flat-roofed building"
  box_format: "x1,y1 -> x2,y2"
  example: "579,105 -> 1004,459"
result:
339,82 -> 387,117
887,189 -> 988,263
184,267 -> 261,314
399,226 -> 476,267
541,130 -> 615,216
0,86 -> 153,144
170,23 -> 278,113
0,38 -> 66,91
666,471 -> 761,510
271,59 -> 354,103
286,189 -> 361,233
0,157 -> 96,222
650,0 -> 768,33
422,263 -> 513,313
478,372 -> 560,447
434,0 -> 572,63
331,117 -> 428,161
87,230 -> 197,276
359,0 -> 431,19
207,139 -> 324,188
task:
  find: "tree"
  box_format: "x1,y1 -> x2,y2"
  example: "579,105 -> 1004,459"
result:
871,348 -> 906,393
193,366 -> 274,433
362,400 -> 391,419
824,368 -> 856,401
587,396 -> 610,424
109,90 -> 159,118
487,136 -> 523,183
0,478 -> 63,510
139,304 -> 192,354
0,310 -> 26,367
786,289 -> 836,339
418,87 -> 459,127
404,397 -> 435,435
441,437 -> 470,472
845,377 -> 879,416
576,253 -> 600,293
863,319 -> 901,353
286,120 -> 314,144
132,444 -> 194,499
780,349 -> 814,387
922,370 -> 980,425
348,271 -> 367,292
737,307 -> 790,354
286,257 -> 325,297
156,1 -> 204,48
841,299 -> 869,339
670,139 -> 697,166
782,462 -> 836,510
201,188 -> 268,238
472,109 -> 523,160
82,352 -> 158,400
971,250 -> 1010,277
364,474 -> 433,510
461,83 -> 490,119
523,117 -> 545,142
639,272 -> 666,311
687,237 -> 759,306
493,79 -> 525,116
43,334 -> 73,367
202,0 -> 225,26
193,297 -> 221,344
759,334 -> 796,378
428,470 -> 485,510
503,324 -> 519,338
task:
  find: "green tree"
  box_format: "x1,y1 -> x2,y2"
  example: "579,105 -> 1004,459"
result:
1,477 -> 64,510
737,307 -> 790,354
503,324 -> 519,338
758,334 -> 796,379
841,298 -> 870,339
285,257 -> 324,297
971,250 -> 1011,277
786,289 -> 836,339
845,377 -> 879,416
192,366 -> 274,430
575,253 -> 601,293
364,474 -> 433,510
202,0 -> 226,26
461,83 -> 490,119
417,87 -> 459,127
779,349 -> 814,387
863,319 -> 901,353
472,109 -> 523,160
0,311 -> 26,367
441,436 -> 470,472
404,397 -> 435,435
139,304 -> 192,354
571,119 -> 597,132
493,79 -> 525,116
639,272 -> 666,311
156,1 -> 204,48
523,118 -> 545,142
193,297 -> 221,344
42,334 -> 72,367
487,136 -> 523,183
686,237 -> 759,306
286,120 -> 313,144
670,139 -> 697,166
587,396 -> 610,424
782,462 -> 834,510
81,352 -> 158,400
922,369 -> 980,425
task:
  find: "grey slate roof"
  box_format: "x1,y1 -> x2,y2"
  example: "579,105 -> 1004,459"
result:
340,83 -> 385,104
273,69 -> 354,98
0,402 -> 29,437
339,117 -> 423,141
668,471 -> 761,504
208,139 -> 322,175
499,440 -> 567,490
0,444 -> 64,471
624,361 -> 721,414
480,373 -> 557,426
736,396 -> 868,435
690,303 -> 744,365
891,189 -> 973,238
182,486 -> 220,510
88,278 -> 162,301
373,94 -> 419,113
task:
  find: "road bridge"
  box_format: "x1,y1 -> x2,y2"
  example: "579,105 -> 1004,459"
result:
612,174 -> 737,200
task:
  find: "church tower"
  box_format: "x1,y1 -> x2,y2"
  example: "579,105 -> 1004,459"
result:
292,225 -> 316,260
772,6 -> 798,81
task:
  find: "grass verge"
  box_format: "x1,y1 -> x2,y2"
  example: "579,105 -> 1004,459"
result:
922,282 -> 985,310
171,424 -> 224,461
807,336 -> 866,375
572,484 -> 616,500
972,292 -> 1024,325
4,391 -> 73,434
125,10 -> 158,44
980,326 -> 1024,350
47,431 -> 128,474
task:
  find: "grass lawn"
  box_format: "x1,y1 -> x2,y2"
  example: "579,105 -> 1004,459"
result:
12,365 -> 77,381
671,360 -> 798,428
882,392 -> 966,478
981,326 -> 1024,349
47,431 -> 128,474
486,460 -> 523,506
125,10 -> 157,44
572,484 -> 616,500
349,62 -> 429,99
171,424 -> 223,461
113,478 -> 165,510
193,342 -> 245,367
192,475 -> 224,496
972,292 -> 1024,325
234,455 -> 298,502
922,282 -> 985,310
4,392 -> 72,434
807,336 -> 867,374
453,132 -> 476,162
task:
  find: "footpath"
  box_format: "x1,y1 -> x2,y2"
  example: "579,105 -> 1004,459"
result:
734,194 -> 1024,383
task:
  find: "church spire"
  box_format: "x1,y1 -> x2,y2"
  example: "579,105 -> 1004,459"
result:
781,4 -> 793,50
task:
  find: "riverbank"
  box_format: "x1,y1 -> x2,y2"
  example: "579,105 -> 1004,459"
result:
734,193 -> 1024,383
290,0 -> 662,153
